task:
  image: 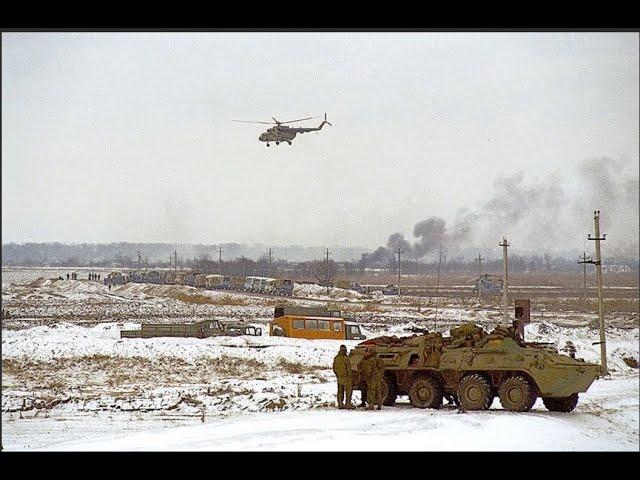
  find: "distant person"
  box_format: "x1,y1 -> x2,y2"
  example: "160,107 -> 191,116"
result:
66,273 -> 70,280
97,274 -> 100,281
108,283 -> 111,291
333,345 -> 355,409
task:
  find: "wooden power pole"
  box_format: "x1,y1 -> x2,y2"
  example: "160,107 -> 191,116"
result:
475,253 -> 484,300
325,248 -> 331,295
578,251 -> 591,301
396,248 -> 404,297
587,210 -> 608,376
499,237 -> 510,324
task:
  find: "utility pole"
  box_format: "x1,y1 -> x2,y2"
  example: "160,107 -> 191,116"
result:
396,248 -> 404,297
499,238 -> 509,324
475,253 -> 485,300
434,243 -> 444,330
174,250 -> 178,271
588,210 -> 608,376
578,251 -> 591,301
268,248 -> 273,277
218,246 -> 223,274
325,248 -> 331,295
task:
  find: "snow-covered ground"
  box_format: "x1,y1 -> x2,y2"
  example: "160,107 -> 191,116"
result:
2,269 -> 638,451
3,375 -> 638,451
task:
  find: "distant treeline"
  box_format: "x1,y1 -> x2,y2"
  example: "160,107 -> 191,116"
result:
2,242 -> 638,273
1,242 -> 367,265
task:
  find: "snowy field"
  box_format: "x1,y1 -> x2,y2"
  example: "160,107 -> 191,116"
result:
2,268 -> 638,451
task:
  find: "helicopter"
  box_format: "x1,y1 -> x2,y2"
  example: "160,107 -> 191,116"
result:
233,113 -> 332,146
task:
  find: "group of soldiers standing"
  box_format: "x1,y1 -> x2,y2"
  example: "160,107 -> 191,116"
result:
88,273 -> 101,281
333,345 -> 385,411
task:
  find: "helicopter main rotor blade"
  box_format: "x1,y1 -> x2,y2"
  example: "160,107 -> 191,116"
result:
232,120 -> 275,125
277,115 -> 323,124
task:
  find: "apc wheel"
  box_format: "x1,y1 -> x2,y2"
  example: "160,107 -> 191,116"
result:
380,376 -> 398,406
543,394 -> 579,413
409,375 -> 442,409
498,375 -> 536,412
457,374 -> 492,411
498,376 -> 536,412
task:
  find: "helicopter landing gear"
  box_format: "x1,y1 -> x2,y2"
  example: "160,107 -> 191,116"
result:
276,141 -> 280,145
287,141 -> 292,145
266,143 -> 270,147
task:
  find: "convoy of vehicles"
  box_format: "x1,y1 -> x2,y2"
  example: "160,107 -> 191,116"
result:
110,271 -> 293,296
106,270 -> 372,300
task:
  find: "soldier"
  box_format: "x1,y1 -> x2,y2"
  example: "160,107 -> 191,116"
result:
450,323 -> 484,348
360,348 -> 385,410
333,345 -> 355,409
66,273 -> 70,280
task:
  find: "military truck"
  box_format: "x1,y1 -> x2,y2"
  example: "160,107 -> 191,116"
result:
120,319 -> 264,339
350,282 -> 369,294
382,284 -> 399,295
145,270 -> 164,284
348,318 -> 600,413
120,320 -> 227,339
194,273 -> 208,288
206,274 -> 224,289
273,305 -> 342,319
275,279 -> 294,296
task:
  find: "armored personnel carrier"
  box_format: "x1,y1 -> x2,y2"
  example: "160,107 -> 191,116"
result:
348,321 -> 600,413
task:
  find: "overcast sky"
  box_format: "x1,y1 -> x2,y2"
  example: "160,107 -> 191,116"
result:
2,32 -> 638,252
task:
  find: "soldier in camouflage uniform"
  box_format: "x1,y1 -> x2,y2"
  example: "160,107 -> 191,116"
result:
449,323 -> 486,348
359,348 -> 385,410
333,345 -> 355,409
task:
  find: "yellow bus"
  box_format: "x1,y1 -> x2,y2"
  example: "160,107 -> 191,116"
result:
269,315 -> 365,340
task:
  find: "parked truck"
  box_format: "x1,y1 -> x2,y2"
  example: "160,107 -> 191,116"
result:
275,279 -> 294,296
120,319 -> 262,339
120,320 -> 227,339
